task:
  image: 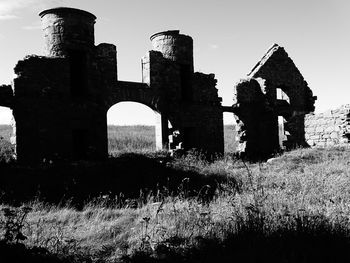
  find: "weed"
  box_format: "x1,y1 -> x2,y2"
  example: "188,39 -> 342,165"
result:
0,206 -> 32,243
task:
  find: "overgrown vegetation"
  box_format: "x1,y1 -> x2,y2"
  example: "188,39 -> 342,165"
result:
108,125 -> 156,153
0,125 -> 350,262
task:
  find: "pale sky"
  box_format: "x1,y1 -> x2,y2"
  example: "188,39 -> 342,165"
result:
0,0 -> 349,125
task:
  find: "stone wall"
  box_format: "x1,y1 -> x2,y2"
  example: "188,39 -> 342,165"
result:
13,55 -> 72,163
233,78 -> 278,158
232,44 -> 316,158
0,8 -> 225,163
142,31 -> 224,154
305,105 -> 350,147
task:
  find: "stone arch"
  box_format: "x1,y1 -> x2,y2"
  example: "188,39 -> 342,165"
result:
106,86 -> 172,152
106,101 -> 160,153
105,82 -> 161,112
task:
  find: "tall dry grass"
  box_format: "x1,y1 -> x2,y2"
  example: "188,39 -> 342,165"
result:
1,124 -> 350,262
1,147 -> 350,262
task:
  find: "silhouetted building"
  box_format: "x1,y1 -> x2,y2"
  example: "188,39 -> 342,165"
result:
0,7 -> 224,163
232,44 -> 317,158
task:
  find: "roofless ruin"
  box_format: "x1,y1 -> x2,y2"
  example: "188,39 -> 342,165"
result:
0,7 -> 318,163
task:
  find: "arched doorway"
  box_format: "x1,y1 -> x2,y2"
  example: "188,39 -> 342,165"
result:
107,102 -> 162,155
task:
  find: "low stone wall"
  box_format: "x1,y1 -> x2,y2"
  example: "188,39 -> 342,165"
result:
305,105 -> 350,147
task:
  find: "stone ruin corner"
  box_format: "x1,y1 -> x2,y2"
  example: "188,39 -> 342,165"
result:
231,44 -> 318,159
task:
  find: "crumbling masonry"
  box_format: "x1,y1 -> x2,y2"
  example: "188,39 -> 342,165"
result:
0,7 -> 322,163
0,7 -> 224,163
231,44 -> 317,158
304,105 -> 350,147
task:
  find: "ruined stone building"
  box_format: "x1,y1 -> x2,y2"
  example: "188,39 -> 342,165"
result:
0,7 -> 224,163
0,7 -> 323,163
231,44 -> 317,158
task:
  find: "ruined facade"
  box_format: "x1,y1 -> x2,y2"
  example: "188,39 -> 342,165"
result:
232,44 -> 317,158
0,7 -> 224,163
0,7 -> 325,163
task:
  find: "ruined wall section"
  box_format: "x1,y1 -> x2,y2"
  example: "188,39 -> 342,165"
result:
95,43 -> 118,106
0,85 -> 13,108
142,50 -> 182,151
142,50 -> 181,112
192,73 -> 221,104
305,105 -> 350,147
141,32 -> 224,154
248,44 -> 315,112
249,45 -> 316,149
181,72 -> 224,154
34,8 -> 118,161
13,56 -> 71,163
232,44 -> 317,158
233,78 -> 279,158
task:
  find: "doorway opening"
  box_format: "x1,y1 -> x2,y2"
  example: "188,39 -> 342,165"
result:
107,102 -> 159,155
223,112 -> 238,154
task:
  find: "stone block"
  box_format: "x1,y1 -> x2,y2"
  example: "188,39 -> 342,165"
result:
316,142 -> 326,147
315,126 -> 324,133
326,141 -> 335,147
324,126 -> 334,133
330,132 -> 339,139
310,135 -> 320,140
307,140 -> 315,146
322,134 -> 330,139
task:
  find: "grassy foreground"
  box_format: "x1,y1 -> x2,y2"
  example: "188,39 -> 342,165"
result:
1,147 -> 350,262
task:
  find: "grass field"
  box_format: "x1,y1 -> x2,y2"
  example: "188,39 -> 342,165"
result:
1,125 -> 350,262
0,124 -> 238,155
108,125 -> 237,154
0,125 -> 12,141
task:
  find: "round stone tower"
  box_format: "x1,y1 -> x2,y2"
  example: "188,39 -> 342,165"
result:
39,7 -> 96,57
150,30 -> 194,72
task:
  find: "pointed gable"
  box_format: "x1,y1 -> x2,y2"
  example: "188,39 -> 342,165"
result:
247,43 -> 316,112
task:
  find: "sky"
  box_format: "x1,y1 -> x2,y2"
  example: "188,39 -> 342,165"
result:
0,0 -> 349,125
